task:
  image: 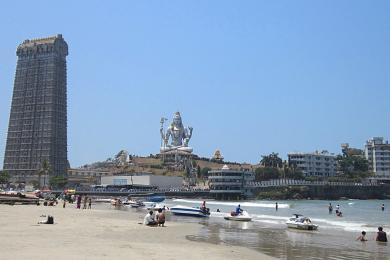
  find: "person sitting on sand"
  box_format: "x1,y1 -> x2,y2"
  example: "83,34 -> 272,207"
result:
38,215 -> 54,224
376,227 -> 388,242
356,231 -> 367,242
144,211 -> 157,226
156,208 -> 166,227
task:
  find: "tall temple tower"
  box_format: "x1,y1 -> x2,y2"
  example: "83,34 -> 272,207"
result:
3,34 -> 68,182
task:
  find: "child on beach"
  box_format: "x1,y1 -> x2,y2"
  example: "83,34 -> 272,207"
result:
156,208 -> 166,227
356,231 -> 367,242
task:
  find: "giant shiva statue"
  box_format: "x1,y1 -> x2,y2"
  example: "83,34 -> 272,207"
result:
160,112 -> 193,153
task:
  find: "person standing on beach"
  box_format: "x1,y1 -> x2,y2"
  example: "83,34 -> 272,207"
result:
275,202 -> 278,211
328,203 -> 333,214
88,197 -> 92,209
83,196 -> 88,209
381,204 -> 385,211
76,195 -> 81,209
63,199 -> 66,208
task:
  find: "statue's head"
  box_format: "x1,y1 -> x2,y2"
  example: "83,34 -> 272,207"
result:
172,112 -> 182,127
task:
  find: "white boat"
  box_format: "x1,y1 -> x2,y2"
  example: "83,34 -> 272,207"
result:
127,200 -> 145,208
170,205 -> 210,217
286,214 -> 318,230
146,203 -> 166,211
224,210 -> 252,221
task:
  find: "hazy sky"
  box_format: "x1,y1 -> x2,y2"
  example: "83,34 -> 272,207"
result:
1,1 -> 390,167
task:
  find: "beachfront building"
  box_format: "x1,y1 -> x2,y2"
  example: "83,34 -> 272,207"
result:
3,35 -> 68,182
100,174 -> 183,189
364,137 -> 390,177
288,151 -> 337,177
67,168 -> 112,186
208,165 -> 255,200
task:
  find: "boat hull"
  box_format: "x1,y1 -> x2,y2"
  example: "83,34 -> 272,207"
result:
286,223 -> 318,230
170,206 -> 209,218
224,216 -> 252,221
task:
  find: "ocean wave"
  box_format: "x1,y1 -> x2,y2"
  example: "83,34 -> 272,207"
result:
311,218 -> 376,232
252,219 -> 281,225
172,199 -> 289,208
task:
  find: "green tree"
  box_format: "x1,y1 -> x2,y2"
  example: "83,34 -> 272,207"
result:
336,154 -> 370,179
0,170 -> 10,184
30,180 -> 40,189
196,165 -> 201,178
38,159 -> 51,188
283,162 -> 304,180
49,175 -> 68,189
255,167 -> 280,181
200,167 -> 211,179
260,152 -> 283,168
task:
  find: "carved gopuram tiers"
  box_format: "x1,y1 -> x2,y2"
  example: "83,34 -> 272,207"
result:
3,35 -> 68,182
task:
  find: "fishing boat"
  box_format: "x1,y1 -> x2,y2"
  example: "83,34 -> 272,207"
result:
224,210 -> 252,221
286,214 -> 318,230
170,205 -> 210,217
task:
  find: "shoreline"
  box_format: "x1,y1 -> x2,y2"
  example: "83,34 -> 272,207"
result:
0,204 -> 274,260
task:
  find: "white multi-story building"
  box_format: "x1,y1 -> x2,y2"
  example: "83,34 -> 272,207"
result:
365,137 -> 390,177
100,174 -> 183,189
208,165 -> 255,200
288,150 -> 337,177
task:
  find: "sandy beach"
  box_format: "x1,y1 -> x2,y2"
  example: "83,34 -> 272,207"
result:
0,204 -> 274,260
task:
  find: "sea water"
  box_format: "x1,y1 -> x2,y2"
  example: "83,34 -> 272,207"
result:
164,199 -> 390,259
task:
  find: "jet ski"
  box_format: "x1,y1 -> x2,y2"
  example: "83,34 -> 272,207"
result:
224,210 -> 252,221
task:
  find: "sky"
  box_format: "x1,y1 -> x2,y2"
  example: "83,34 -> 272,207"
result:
1,1 -> 390,168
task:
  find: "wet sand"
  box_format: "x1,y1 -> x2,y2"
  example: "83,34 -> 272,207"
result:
0,204 -> 274,260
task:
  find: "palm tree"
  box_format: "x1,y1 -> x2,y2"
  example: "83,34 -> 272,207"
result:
260,152 -> 283,168
39,160 -> 51,189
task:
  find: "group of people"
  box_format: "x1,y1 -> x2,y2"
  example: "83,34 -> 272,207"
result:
356,227 -> 388,242
73,195 -> 92,209
328,203 -> 343,217
329,202 -> 385,217
143,208 -> 166,227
